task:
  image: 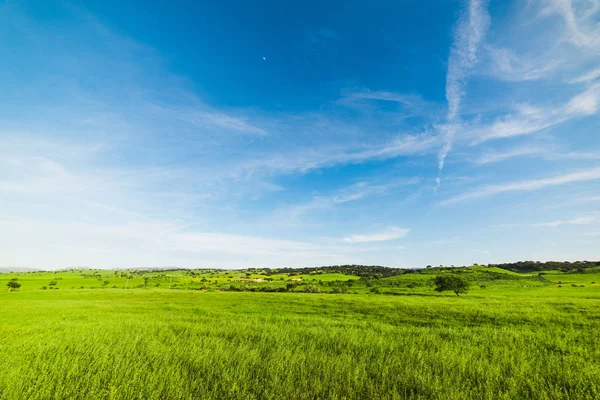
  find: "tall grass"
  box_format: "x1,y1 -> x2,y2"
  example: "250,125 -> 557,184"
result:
1,290 -> 599,399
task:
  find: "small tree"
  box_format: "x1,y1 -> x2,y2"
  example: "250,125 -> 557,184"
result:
7,281 -> 21,291
434,275 -> 470,296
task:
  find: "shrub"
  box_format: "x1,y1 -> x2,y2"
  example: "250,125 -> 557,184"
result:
302,285 -> 320,293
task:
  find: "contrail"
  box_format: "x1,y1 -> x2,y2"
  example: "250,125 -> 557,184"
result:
437,0 -> 490,189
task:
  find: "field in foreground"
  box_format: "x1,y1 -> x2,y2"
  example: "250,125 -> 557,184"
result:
1,282 -> 600,399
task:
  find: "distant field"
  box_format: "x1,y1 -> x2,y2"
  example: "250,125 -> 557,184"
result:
1,266 -> 599,399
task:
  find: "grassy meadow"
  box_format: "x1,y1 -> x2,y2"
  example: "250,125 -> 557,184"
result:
1,265 -> 599,399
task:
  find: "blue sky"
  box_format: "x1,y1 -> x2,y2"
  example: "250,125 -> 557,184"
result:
1,0 -> 600,269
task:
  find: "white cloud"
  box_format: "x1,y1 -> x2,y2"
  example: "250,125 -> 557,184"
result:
534,215 -> 596,227
473,145 -> 600,165
339,89 -> 441,117
566,83 -> 600,114
438,0 -> 490,181
578,196 -> 600,203
441,167 -> 600,204
272,179 -> 421,223
569,67 -> 600,83
472,249 -> 490,255
176,110 -> 268,136
467,84 -> 600,144
483,45 -> 559,82
343,227 -> 410,244
243,133 -> 439,177
543,0 -> 600,49
473,146 -> 549,165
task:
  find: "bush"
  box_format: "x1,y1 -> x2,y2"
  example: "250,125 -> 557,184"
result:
302,285 -> 320,293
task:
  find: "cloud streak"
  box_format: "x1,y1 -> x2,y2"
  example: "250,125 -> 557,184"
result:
463,84 -> 600,144
437,0 -> 490,185
534,215 -> 596,227
545,0 -> 600,49
343,227 -> 410,244
441,167 -> 600,205
473,146 -> 549,165
473,145 -> 600,165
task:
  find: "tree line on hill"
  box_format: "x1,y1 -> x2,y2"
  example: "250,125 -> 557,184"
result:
486,261 -> 600,273
265,261 -> 600,278
265,265 -> 405,278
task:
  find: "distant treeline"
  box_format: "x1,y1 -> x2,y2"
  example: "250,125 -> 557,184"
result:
486,261 -> 600,273
264,265 -> 405,278
264,261 -> 600,277
46,261 -> 600,278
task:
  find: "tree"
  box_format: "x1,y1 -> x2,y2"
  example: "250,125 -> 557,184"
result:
434,275 -> 470,296
7,281 -> 21,291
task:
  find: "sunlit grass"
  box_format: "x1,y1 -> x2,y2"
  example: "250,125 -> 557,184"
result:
1,286 -> 599,399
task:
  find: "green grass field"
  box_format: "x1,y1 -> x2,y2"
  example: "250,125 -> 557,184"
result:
1,266 -> 599,399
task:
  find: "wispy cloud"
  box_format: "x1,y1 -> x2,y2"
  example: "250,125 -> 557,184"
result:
339,89 -> 442,117
569,67 -> 600,84
473,145 -> 600,165
175,110 -> 268,136
343,227 -> 409,244
242,133 -> 439,177
483,45 -> 559,82
441,167 -> 600,205
543,0 -> 600,49
473,146 -> 549,165
465,83 -> 600,144
567,83 -> 600,114
477,0 -> 600,87
437,0 -> 490,185
534,215 -> 596,227
273,178 -> 421,223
